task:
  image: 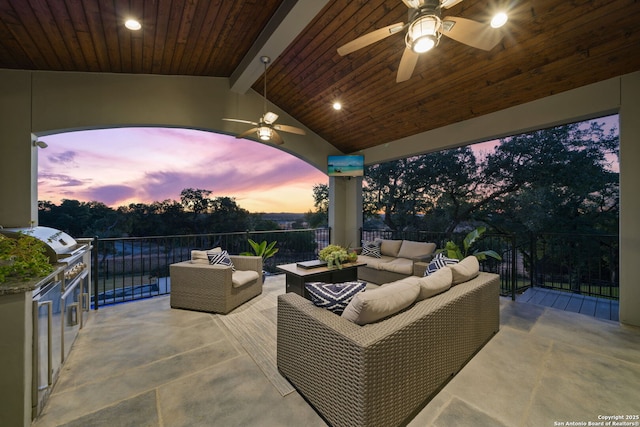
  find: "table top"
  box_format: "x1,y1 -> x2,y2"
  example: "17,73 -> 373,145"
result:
276,261 -> 366,278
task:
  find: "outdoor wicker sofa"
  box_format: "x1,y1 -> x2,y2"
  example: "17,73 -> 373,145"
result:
356,239 -> 436,284
277,271 -> 500,427
169,255 -> 263,314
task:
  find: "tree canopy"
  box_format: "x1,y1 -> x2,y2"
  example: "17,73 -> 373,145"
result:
314,118 -> 619,235
39,188 -> 270,237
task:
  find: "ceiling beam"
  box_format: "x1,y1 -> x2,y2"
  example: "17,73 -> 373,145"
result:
229,0 -> 330,94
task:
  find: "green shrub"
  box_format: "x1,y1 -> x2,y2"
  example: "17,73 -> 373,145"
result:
0,234 -> 54,283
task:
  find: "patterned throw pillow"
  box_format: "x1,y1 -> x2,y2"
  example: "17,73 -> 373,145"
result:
424,253 -> 459,276
361,240 -> 381,258
304,281 -> 367,314
207,250 -> 235,271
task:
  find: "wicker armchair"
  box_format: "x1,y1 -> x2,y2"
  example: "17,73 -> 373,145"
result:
170,256 -> 263,314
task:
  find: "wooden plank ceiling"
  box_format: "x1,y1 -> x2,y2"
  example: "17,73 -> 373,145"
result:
1,0 -> 639,154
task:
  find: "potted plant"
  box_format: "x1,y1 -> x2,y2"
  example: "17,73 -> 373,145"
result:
0,234 -> 54,284
318,244 -> 351,269
438,226 -> 502,261
240,239 -> 279,261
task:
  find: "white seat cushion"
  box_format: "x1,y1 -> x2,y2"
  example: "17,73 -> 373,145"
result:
232,270 -> 259,288
358,255 -> 396,270
379,258 -> 413,275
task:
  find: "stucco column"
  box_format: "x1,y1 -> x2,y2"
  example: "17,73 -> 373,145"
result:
618,72 -> 640,326
0,70 -> 36,228
328,176 -> 362,249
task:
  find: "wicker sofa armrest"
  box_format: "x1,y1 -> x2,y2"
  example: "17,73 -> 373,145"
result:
230,255 -> 262,275
413,261 -> 428,276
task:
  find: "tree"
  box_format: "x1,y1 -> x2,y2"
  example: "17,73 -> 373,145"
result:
207,196 -> 250,232
305,183 -> 328,228
362,119 -> 619,235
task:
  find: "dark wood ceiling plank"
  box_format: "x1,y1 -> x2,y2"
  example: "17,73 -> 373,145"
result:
82,0 -> 112,71
168,0 -> 198,74
193,1 -> 234,76
128,0 -> 145,73
150,0 -> 171,74
28,0 -> 77,70
63,0 -> 100,72
99,0 -> 123,73
174,0 -> 215,75
1,0 -> 61,69
159,0 -> 183,75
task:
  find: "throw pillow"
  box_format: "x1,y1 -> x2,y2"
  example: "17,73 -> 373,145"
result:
449,256 -> 480,284
416,266 -> 452,301
191,247 -> 222,264
361,240 -> 381,258
207,250 -> 235,271
342,281 -> 420,325
424,253 -> 459,276
304,281 -> 366,314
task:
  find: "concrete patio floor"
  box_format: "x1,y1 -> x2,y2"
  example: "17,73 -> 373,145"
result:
33,274 -> 640,427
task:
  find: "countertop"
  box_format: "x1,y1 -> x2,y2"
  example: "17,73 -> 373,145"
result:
0,263 -> 65,296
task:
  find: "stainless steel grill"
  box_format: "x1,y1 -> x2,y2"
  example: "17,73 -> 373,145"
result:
0,226 -> 90,264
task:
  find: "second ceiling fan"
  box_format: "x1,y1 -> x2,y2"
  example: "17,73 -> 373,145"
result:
223,56 -> 305,145
337,0 -> 507,82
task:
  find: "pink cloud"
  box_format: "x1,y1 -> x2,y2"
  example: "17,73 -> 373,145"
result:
38,127 -> 327,212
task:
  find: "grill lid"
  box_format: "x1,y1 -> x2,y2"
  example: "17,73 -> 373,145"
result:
0,226 -> 81,262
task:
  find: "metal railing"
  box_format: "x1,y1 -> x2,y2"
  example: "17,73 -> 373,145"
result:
360,230 -> 619,301
90,227 -> 618,308
92,228 -> 329,308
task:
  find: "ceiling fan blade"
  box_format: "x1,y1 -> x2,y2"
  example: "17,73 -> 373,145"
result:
441,0 -> 465,9
441,16 -> 504,51
270,131 -> 284,145
236,128 -> 259,139
274,124 -> 306,135
397,47 -> 419,83
401,0 -> 421,8
223,118 -> 259,126
337,23 -> 405,56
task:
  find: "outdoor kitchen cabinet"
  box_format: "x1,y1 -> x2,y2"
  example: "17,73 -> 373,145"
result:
0,266 -> 64,427
0,229 -> 93,426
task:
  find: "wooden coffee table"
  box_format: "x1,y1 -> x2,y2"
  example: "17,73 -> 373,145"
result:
277,261 -> 367,300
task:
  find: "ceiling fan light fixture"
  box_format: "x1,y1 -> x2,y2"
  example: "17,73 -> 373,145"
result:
263,111 -> 278,124
490,12 -> 508,28
407,15 -> 441,53
257,126 -> 272,141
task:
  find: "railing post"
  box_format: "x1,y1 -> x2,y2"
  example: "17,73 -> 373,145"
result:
93,236 -> 99,310
511,234 -> 517,301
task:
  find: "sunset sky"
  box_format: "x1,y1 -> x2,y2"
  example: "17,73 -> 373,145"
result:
37,116 -> 618,213
38,127 -> 328,213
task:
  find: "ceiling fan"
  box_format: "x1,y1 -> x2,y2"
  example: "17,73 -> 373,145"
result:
337,0 -> 507,83
223,56 -> 305,145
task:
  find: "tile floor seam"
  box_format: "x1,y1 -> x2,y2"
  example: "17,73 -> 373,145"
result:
155,386 -> 165,427
48,338 -> 233,398
41,353 -> 250,426
517,336 -> 556,427
213,312 -> 251,356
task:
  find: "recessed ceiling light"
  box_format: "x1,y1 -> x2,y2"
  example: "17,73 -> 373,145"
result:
490,12 -> 508,28
125,19 -> 141,31
333,102 -> 342,111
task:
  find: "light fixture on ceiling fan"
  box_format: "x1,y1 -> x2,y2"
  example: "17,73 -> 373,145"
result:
337,0 -> 508,83
223,56 -> 305,145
